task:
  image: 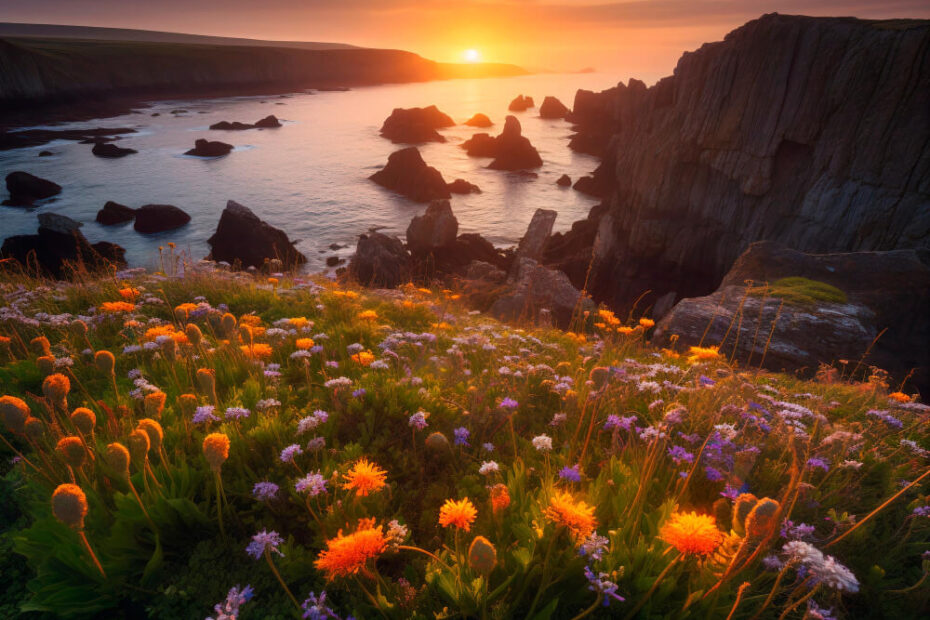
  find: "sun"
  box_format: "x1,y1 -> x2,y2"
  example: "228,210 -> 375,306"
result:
463,49 -> 481,63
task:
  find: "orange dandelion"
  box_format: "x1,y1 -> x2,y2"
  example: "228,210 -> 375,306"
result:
439,497 -> 478,531
544,491 -> 597,541
203,433 -> 230,471
358,310 -> 378,321
314,518 -> 387,580
342,458 -> 387,496
289,317 -> 310,329
639,317 -> 656,329
351,351 -> 375,366
118,287 -> 140,301
240,343 -> 273,359
100,301 -> 136,313
888,391 -> 911,403
659,511 -> 723,556
687,345 -> 721,364
296,338 -> 315,349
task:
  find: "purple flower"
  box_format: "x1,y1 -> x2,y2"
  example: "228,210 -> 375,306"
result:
720,484 -> 740,500
912,506 -> 930,517
781,520 -> 817,540
604,414 -> 637,431
352,388 -> 366,398
296,471 -> 328,496
252,481 -> 279,501
225,406 -> 251,420
482,442 -> 495,452
705,466 -> 725,482
807,457 -> 830,472
280,444 -> 303,463
579,533 -> 609,561
667,445 -> 694,465
408,411 -> 428,430
499,397 -> 519,410
207,584 -> 254,620
246,529 -> 284,559
453,426 -> 470,446
302,591 -> 338,620
584,565 -> 625,607
193,405 -> 219,424
698,375 -> 716,387
559,465 -> 582,482
307,436 -> 326,452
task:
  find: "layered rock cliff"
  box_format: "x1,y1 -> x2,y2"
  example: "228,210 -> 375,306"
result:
574,14 -> 930,312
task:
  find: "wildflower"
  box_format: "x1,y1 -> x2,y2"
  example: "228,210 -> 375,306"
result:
351,351 -> 375,366
604,414 -> 637,431
438,497 -> 478,531
296,338 -> 315,349
532,434 -> 553,452
639,317 -> 655,329
913,506 -> 930,517
704,466 -> 725,482
667,445 -> 694,465
252,482 -> 279,502
686,345 -> 721,364
144,391 -> 167,418
545,491 -> 597,541
246,529 -> 285,560
207,584 -> 254,620
315,518 -> 387,579
301,591 -> 337,620
812,555 -> 859,593
762,555 -> 784,571
51,483 -> 88,529
408,411 -> 429,430
0,395 -> 30,434
806,601 -> 837,620
888,391 -> 911,403
500,397 -> 519,410
280,444 -> 303,463
453,426 -> 470,446
659,512 -> 722,555
807,457 -> 830,472
56,436 -> 86,469
584,566 -> 625,607
203,433 -> 231,471
385,519 -> 409,550
256,398 -> 281,411
549,412 -> 567,426
296,472 -> 328,496
342,458 -> 387,496
105,442 -> 131,475
42,373 -> 70,408
358,310 -> 378,321
479,461 -> 500,476
241,343 -> 273,359
490,484 -> 511,514
307,437 -> 327,452
100,301 -> 136,313
193,405 -> 220,424
579,533 -> 609,561
559,465 -> 582,482
468,536 -> 497,576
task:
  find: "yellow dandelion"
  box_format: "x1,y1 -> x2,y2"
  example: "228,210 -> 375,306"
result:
342,458 -> 387,496
659,511 -> 723,555
438,497 -> 478,531
544,491 -> 597,541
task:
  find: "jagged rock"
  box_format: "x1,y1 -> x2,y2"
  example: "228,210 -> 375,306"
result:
3,171 -> 61,206
92,142 -> 137,158
508,95 -> 534,111
466,261 -> 507,284
543,203 -> 608,290
489,116 -> 543,170
369,147 -> 451,202
515,209 -> 557,262
406,200 -> 458,254
489,258 -> 593,328
447,179 -> 481,194
379,105 -> 454,144
96,201 -> 136,225
464,113 -> 492,127
210,115 -> 281,130
207,200 -> 306,268
539,96 -> 569,119
0,215 -> 125,278
133,204 -> 191,233
461,133 -> 498,157
580,15 -> 930,314
348,232 -> 411,288
185,139 -> 233,157
556,174 -> 572,187
654,242 -> 930,394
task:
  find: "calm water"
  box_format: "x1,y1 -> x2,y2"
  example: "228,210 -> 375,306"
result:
0,73 -> 618,271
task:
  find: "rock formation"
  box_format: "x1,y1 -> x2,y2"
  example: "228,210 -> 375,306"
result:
95,201 -> 136,225
654,242 -> 930,394
515,209 -> 557,262
539,96 -> 569,119
556,174 -> 572,187
462,116 -> 542,170
207,200 -> 307,269
461,133 -> 498,157
210,115 -> 281,130
508,95 -> 534,111
379,105 -> 455,144
447,179 -> 480,194
185,139 -> 234,157
348,232 -> 411,288
406,200 -> 458,254
133,204 -> 191,233
3,171 -> 61,206
464,113 -> 492,127
92,142 -> 137,158
490,258 -> 593,329
369,147 -> 452,202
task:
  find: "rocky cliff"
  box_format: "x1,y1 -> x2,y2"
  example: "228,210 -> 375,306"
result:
574,14 -> 930,313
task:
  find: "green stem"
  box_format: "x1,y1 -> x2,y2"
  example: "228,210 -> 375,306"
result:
214,471 -> 226,541
265,549 -> 302,612
622,552 -> 681,620
570,594 -> 603,620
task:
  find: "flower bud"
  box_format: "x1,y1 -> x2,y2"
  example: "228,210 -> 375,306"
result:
52,483 -> 88,529
468,536 -> 497,576
185,323 -> 203,347
203,432 -> 230,471
36,355 -> 55,376
0,395 -> 30,434
70,407 -> 96,435
588,366 -> 610,391
105,442 -> 131,475
196,368 -> 216,395
94,350 -> 115,375
177,393 -> 198,417
161,338 -> 178,362
128,428 -> 151,460
221,313 -> 237,337
56,436 -> 86,469
42,373 -> 71,409
239,325 -> 253,346
745,498 -> 780,540
732,493 -> 759,537
70,319 -> 88,337
24,416 -> 46,442
144,392 -> 166,418
31,336 -> 51,357
425,431 -> 450,452
137,418 -> 164,452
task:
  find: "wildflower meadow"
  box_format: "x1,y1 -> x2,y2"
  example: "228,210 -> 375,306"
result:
0,260 -> 928,619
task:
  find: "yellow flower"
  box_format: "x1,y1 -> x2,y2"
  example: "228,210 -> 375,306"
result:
659,511 -> 723,555
118,287 -> 140,300
687,345 -> 721,364
616,326 -> 635,335
639,317 -> 655,329
240,343 -> 273,359
352,351 -> 375,366
438,497 -> 478,531
888,391 -> 911,403
342,458 -> 387,496
315,518 -> 387,580
203,433 -> 230,471
358,310 -> 378,321
544,491 -> 597,541
100,301 -> 136,313
288,317 -> 310,329
296,338 -> 315,349
267,277 -> 279,285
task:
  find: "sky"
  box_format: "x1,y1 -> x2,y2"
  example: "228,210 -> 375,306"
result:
3,0 -> 929,79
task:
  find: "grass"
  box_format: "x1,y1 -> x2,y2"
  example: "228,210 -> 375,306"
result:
0,258 -> 927,619
750,277 -> 848,307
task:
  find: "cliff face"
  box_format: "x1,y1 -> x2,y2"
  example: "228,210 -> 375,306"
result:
582,14 -> 930,311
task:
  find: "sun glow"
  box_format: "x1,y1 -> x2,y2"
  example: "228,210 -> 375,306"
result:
463,49 -> 481,63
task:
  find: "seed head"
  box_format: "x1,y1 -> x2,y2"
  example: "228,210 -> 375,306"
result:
70,319 -> 88,337
106,442 -> 131,475
70,407 -> 96,435
144,391 -> 166,418
52,483 -> 88,529
31,336 -> 51,356
42,373 -> 71,408
56,436 -> 86,469
128,428 -> 151,459
137,418 -> 164,452
36,355 -> 55,376
24,416 -> 46,441
468,536 -> 497,576
221,313 -> 237,337
0,395 -> 30,434
185,323 -> 203,346
94,350 -> 115,375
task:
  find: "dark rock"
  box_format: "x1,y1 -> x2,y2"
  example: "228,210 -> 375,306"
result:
542,202 -> 608,289
329,243 -> 346,250
380,105 -> 454,144
654,241 -> 930,395
37,212 -> 81,234
572,175 -> 609,198
133,204 -> 191,234
348,232 -> 411,288
406,200 -> 459,254
207,200 -> 306,268
92,142 -> 137,158
210,121 -> 253,130
38,151 -> 54,157
96,201 -> 136,225
556,174 -> 572,187
3,171 -> 61,206
0,127 -> 136,150
185,139 -> 234,157
151,112 -> 160,117
171,109 -> 189,114
464,113 -> 492,127
489,258 -> 594,328
447,179 -> 481,194
508,95 -> 534,111
91,241 -> 126,265
461,133 -> 498,157
369,147 -> 451,203
515,209 -> 558,263
254,115 -> 282,128
326,256 -> 344,267
539,96 -> 570,119
462,116 -> 542,170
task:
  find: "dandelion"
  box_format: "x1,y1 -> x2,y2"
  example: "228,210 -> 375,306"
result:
100,301 -> 136,313
438,497 -> 478,531
351,350 -> 375,366
342,458 -> 387,496
358,310 -> 378,321
659,512 -> 722,555
686,345 -> 721,364
241,343 -> 273,359
315,518 -> 387,580
545,491 -> 597,541
296,338 -> 315,349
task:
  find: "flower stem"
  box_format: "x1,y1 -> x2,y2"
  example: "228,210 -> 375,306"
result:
622,552 -> 681,620
79,530 -> 106,578
570,594 -> 603,620
265,549 -> 302,612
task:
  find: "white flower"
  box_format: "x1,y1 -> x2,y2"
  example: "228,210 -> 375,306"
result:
478,461 -> 500,476
812,555 -> 859,593
532,435 -> 553,452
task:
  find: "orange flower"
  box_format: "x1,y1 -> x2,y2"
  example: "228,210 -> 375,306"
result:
203,433 -> 230,471
351,351 -> 375,366
296,338 -> 315,349
544,491 -> 597,541
888,391 -> 911,403
439,497 -> 478,531
616,326 -> 635,335
239,315 -> 262,327
639,317 -> 656,329
659,511 -> 723,556
240,343 -> 273,359
118,287 -> 140,300
687,345 -> 721,364
288,317 -> 310,328
490,484 -> 511,514
315,518 -> 387,580
358,310 -> 378,321
100,301 -> 136,313
52,483 -> 88,529
342,458 -> 387,496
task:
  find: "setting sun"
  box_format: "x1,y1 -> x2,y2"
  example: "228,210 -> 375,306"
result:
463,48 -> 481,63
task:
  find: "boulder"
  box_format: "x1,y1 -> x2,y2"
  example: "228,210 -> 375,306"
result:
207,200 -> 307,269
210,115 -> 281,130
508,95 -> 534,111
92,142 -> 137,158
654,242 -> 930,395
133,204 -> 191,234
447,179 -> 481,194
489,258 -> 594,328
185,139 -> 234,157
95,201 -> 136,225
556,174 -> 572,187
542,202 -> 607,289
37,212 -> 81,234
406,200 -> 459,254
348,232 -> 411,288
3,171 -> 62,206
515,209 -> 557,262
254,115 -> 282,128
380,105 -> 454,144
489,116 -> 543,170
0,215 -> 125,278
539,96 -> 570,119
369,147 -> 451,203
464,113 -> 492,127
326,256 -> 344,267
461,133 -> 498,157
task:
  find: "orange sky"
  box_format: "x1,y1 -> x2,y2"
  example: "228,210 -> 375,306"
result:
4,1 -> 930,80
